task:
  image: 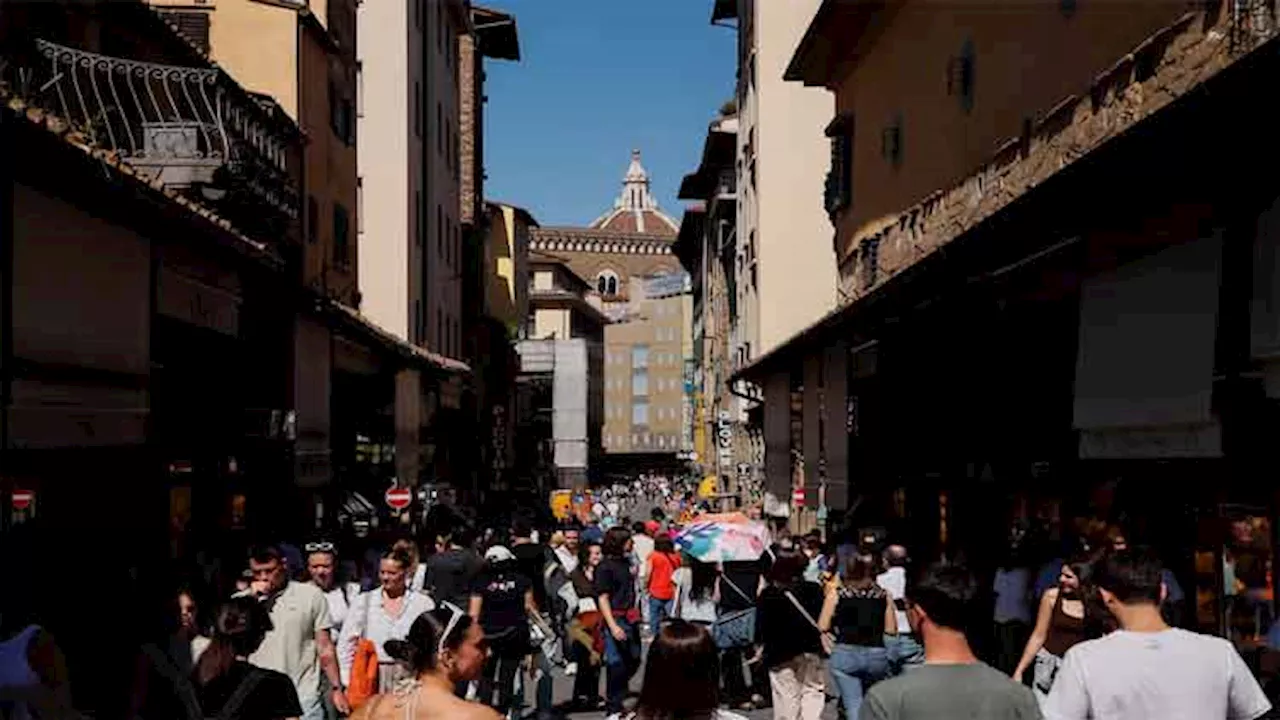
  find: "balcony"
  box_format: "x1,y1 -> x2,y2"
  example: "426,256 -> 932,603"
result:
5,38 -> 299,238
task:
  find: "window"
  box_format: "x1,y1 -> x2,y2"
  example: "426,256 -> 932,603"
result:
332,203 -> 350,266
824,115 -> 854,221
329,80 -> 354,146
436,205 -> 444,259
307,195 -> 319,245
437,308 -> 443,350
413,300 -> 422,344
947,39 -> 976,113
413,0 -> 421,30
357,178 -> 364,233
632,372 -> 648,396
596,270 -> 619,296
356,61 -> 364,118
881,113 -> 903,167
437,1 -> 445,51
162,10 -> 210,53
415,190 -> 424,247
632,345 -> 649,369
437,103 -> 444,155
445,217 -> 452,266
632,401 -> 649,426
414,81 -> 422,138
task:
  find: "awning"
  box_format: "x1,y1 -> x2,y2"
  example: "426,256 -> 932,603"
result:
321,299 -> 471,375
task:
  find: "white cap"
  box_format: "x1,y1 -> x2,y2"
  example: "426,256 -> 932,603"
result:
485,545 -> 516,563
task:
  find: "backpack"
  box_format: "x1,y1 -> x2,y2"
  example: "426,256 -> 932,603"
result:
142,644 -> 265,720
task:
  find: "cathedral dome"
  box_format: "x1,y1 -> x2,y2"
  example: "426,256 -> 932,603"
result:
589,149 -> 679,236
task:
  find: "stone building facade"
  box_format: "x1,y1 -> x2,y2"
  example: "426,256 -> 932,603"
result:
530,151 -> 691,478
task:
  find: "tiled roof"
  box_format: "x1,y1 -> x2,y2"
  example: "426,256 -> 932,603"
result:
591,207 -> 679,235
326,301 -> 471,374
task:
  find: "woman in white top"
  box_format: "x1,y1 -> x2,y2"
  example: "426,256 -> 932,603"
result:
339,548 -> 437,692
671,557 -> 719,626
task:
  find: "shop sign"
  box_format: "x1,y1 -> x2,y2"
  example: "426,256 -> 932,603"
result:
716,410 -> 733,472
492,405 -> 508,470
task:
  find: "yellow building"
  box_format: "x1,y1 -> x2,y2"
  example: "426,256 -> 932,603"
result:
484,202 -> 537,336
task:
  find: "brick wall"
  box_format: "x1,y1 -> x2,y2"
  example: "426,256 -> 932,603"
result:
459,32 -> 479,227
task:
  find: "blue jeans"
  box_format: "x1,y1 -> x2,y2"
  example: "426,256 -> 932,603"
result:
602,619 -> 642,714
885,634 -> 925,673
829,644 -> 890,720
648,596 -> 672,629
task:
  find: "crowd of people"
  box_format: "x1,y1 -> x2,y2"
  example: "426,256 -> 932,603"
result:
2,484 -> 1279,720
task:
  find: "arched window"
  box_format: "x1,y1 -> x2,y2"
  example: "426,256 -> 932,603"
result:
596,270 -> 619,296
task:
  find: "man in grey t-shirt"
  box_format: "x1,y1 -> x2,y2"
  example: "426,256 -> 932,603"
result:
862,563 -> 1040,720
1046,548 -> 1270,720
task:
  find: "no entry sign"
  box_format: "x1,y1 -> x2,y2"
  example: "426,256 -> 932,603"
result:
385,486 -> 412,510
792,487 -> 806,507
11,489 -> 33,511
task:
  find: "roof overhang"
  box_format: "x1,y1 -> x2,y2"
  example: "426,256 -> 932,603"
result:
711,0 -> 738,23
785,0 -> 892,88
472,5 -> 520,61
487,200 -> 539,227
673,206 -> 707,270
530,290 -> 610,327
678,123 -> 737,201
324,300 -> 471,375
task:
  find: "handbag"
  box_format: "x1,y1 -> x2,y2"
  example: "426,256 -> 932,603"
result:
712,574 -> 757,650
347,592 -> 380,709
783,589 -> 836,656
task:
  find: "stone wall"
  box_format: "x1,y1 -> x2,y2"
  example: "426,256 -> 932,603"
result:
843,9 -> 1235,302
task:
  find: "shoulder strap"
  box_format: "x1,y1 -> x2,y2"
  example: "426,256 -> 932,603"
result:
141,644 -> 204,720
719,573 -> 754,604
783,590 -> 822,632
213,668 -> 265,720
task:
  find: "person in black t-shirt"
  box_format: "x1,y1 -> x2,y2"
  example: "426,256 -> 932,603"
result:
468,545 -> 535,717
719,557 -> 770,708
596,526 -> 642,716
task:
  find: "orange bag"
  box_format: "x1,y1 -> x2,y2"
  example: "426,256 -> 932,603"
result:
347,638 -> 379,709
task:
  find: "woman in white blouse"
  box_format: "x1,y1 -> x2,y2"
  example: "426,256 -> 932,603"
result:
338,547 -> 437,692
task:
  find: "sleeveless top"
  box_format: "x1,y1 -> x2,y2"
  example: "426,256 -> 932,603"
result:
832,586 -> 887,647
1043,590 -> 1087,657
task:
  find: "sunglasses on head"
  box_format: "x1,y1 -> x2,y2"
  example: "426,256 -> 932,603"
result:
305,541 -> 336,553
437,602 -> 466,657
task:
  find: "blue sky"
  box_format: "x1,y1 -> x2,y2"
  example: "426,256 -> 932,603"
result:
480,0 -> 737,228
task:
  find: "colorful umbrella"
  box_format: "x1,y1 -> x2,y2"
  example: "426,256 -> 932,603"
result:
675,520 -> 770,563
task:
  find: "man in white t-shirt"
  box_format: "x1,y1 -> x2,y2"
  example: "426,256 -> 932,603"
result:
1046,547 -> 1271,720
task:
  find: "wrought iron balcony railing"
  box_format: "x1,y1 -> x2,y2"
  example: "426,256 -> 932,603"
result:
6,38 -> 299,230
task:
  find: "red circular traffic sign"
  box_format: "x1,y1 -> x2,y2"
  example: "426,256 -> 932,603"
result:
385,486 -> 412,510
11,489 -> 33,511
792,487 -> 806,506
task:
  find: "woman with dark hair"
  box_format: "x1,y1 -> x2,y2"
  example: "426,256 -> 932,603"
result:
568,541 -> 605,711
138,597 -> 303,720
816,553 -> 895,720
645,535 -> 682,629
752,548 -> 827,720
630,620 -> 746,720
1012,553 -> 1109,708
596,526 -> 642,716
170,586 -> 212,675
353,607 -> 496,720
671,555 -> 718,626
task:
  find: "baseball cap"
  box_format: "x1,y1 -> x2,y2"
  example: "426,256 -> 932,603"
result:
485,545 -> 516,563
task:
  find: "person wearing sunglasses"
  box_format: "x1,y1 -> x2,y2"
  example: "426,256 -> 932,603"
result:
353,605 -> 496,720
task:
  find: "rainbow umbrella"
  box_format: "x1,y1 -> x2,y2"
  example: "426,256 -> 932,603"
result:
675,520 -> 770,563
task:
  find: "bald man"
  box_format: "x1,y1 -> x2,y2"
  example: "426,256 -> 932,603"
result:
878,544 -> 925,672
